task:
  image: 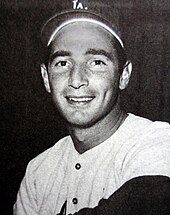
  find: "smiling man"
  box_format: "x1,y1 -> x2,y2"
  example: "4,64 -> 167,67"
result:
14,1 -> 170,215
41,20 -> 130,154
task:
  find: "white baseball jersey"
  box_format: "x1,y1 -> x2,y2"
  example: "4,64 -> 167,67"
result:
14,114 -> 170,215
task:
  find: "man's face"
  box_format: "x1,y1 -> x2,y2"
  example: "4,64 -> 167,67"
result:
42,22 -> 124,128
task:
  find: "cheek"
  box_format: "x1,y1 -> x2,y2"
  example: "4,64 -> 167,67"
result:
93,72 -> 119,93
49,73 -> 68,92
101,80 -> 120,106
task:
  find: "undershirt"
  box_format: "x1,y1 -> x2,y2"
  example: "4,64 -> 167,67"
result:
14,113 -> 170,215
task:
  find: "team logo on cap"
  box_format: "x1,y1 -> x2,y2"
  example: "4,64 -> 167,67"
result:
72,0 -> 88,10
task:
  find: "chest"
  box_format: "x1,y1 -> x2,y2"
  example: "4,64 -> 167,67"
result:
37,148 -> 121,214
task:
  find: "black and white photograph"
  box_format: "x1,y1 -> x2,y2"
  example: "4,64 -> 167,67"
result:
0,0 -> 170,214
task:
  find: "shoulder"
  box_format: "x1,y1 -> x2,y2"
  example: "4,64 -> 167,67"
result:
15,136 -> 73,209
118,114 -> 170,181
124,113 -> 170,141
25,135 -> 72,178
116,114 -> 170,158
133,114 -> 169,144
127,113 -> 169,130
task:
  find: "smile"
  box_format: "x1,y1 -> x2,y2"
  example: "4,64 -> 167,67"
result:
66,96 -> 94,103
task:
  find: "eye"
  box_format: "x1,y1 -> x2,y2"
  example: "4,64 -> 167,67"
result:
88,59 -> 107,71
55,61 -> 70,67
91,60 -> 106,66
50,59 -> 73,73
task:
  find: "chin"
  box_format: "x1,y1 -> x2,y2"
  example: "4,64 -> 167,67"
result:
56,102 -> 115,129
65,111 -> 109,129
67,120 -> 96,129
65,117 -> 92,128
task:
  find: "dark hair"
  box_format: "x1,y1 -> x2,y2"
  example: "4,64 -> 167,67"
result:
111,38 -> 127,74
42,44 -> 52,68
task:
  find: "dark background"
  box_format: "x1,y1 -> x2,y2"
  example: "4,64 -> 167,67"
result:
0,0 -> 169,214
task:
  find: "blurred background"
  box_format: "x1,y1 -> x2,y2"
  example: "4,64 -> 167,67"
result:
0,0 -> 169,214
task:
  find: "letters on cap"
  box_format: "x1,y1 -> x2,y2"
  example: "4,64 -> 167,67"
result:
72,0 -> 88,10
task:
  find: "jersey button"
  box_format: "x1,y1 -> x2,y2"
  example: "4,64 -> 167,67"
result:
75,163 -> 81,170
72,197 -> 78,204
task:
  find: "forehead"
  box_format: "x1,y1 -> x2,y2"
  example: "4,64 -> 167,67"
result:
50,21 -> 115,54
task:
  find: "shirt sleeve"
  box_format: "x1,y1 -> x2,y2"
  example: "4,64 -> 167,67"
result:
72,176 -> 170,215
13,163 -> 38,215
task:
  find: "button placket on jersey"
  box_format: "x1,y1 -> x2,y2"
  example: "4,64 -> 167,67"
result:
66,157 -> 83,212
71,160 -> 82,206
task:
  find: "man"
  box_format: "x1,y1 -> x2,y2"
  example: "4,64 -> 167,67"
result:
14,0 -> 170,214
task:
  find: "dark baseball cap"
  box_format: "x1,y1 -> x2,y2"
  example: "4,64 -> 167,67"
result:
41,0 -> 124,48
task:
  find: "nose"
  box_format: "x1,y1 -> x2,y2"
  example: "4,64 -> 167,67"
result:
68,65 -> 89,89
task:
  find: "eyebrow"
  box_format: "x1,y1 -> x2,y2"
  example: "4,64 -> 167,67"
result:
49,50 -> 71,63
85,49 -> 113,61
49,49 -> 114,64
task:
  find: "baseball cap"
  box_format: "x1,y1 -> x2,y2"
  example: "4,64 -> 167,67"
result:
41,0 -> 124,48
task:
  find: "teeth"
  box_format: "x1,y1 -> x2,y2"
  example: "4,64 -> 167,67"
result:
68,97 -> 93,102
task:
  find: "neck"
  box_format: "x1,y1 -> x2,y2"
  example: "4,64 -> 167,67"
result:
68,102 -> 127,154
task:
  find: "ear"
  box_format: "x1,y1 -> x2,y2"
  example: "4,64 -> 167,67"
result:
40,64 -> 51,93
119,61 -> 132,90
